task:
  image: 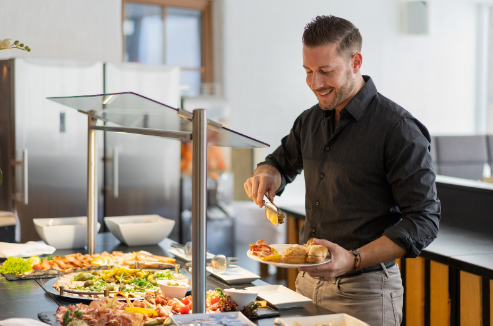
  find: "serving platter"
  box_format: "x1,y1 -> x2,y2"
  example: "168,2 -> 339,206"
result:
244,285 -> 312,309
280,313 -> 370,326
171,311 -> 257,326
247,244 -> 331,268
206,266 -> 260,284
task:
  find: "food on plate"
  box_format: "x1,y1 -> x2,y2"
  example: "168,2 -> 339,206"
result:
266,208 -> 285,226
53,266 -> 189,299
0,256 -> 33,274
249,240 -> 275,258
307,245 -> 329,264
3,250 -> 175,279
282,244 -> 307,264
250,238 -> 330,264
55,290 -> 241,325
241,301 -> 261,318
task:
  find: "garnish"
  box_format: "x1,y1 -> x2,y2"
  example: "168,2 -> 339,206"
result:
241,301 -> 260,317
0,257 -> 33,274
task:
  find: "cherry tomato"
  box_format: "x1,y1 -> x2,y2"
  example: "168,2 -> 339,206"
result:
210,295 -> 220,305
179,305 -> 190,314
32,264 -> 43,270
180,297 -> 190,305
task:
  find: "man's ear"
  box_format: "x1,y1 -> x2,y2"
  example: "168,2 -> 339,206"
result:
351,52 -> 363,73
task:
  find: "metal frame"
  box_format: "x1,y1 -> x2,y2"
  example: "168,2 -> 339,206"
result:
85,108 -> 209,313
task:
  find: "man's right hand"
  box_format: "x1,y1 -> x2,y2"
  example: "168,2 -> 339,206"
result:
244,164 -> 282,208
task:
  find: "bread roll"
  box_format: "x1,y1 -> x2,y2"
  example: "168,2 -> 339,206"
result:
307,245 -> 328,263
282,245 -> 307,264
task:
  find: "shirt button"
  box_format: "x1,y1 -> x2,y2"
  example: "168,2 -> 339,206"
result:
325,146 -> 330,151
311,228 -> 316,233
320,173 -> 325,179
315,201 -> 320,206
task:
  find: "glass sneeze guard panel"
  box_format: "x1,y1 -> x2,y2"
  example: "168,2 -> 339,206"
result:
47,92 -> 269,149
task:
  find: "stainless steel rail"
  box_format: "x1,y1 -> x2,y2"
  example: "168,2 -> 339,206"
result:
191,109 -> 208,313
87,115 -> 98,255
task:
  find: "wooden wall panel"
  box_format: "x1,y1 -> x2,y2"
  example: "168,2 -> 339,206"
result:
406,257 -> 425,326
430,261 -> 450,326
286,215 -> 300,290
460,271 -> 482,326
491,279 -> 493,326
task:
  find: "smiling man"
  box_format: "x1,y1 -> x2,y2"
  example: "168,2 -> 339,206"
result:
244,16 -> 441,325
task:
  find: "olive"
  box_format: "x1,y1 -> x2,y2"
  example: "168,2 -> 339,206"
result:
91,271 -> 100,276
84,280 -> 95,288
106,284 -> 116,291
75,274 -> 90,281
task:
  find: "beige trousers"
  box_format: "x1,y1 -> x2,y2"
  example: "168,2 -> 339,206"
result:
295,264 -> 403,326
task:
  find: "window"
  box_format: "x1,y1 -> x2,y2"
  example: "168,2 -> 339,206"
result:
122,0 -> 212,96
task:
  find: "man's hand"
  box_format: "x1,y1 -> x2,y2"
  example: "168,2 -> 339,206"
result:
244,165 -> 282,208
298,239 -> 354,279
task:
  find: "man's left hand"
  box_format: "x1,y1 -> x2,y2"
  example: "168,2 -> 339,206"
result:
298,238 -> 355,279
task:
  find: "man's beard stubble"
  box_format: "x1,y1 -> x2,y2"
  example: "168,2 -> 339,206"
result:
317,68 -> 355,111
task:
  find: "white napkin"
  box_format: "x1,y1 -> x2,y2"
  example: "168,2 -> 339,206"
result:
0,318 -> 49,326
0,241 -> 56,258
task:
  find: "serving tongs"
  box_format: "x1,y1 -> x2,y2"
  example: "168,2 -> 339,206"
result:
264,193 -> 285,226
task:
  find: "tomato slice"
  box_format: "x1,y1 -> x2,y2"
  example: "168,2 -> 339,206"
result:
32,264 -> 43,270
180,297 -> 190,305
210,295 -> 220,305
179,305 -> 190,314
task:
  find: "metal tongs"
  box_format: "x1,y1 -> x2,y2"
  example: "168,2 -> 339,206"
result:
264,192 -> 285,226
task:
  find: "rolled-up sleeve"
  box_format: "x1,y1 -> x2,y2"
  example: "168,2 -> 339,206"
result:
383,118 -> 441,258
257,115 -> 304,195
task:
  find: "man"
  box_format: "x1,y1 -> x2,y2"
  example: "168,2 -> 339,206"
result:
244,15 -> 440,325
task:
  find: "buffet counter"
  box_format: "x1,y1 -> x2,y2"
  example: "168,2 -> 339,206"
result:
0,232 -> 332,325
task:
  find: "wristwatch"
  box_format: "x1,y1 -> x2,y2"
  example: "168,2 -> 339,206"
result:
350,250 -> 361,271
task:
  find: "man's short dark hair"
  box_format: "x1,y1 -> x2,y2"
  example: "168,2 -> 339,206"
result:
302,15 -> 362,59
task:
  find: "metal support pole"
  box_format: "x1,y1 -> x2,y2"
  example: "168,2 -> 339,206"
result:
191,109 -> 207,313
87,115 -> 98,254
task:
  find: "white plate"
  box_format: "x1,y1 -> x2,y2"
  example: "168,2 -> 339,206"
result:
171,311 -> 256,326
168,248 -> 215,262
247,244 -> 331,268
280,313 -> 370,326
244,285 -> 312,309
206,266 -> 260,284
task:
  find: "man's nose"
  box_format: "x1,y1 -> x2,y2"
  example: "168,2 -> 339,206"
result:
310,72 -> 324,90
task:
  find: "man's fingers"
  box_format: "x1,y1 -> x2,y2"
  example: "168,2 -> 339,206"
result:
313,238 -> 336,250
244,180 -> 253,200
256,179 -> 266,206
298,261 -> 331,273
268,188 -> 276,203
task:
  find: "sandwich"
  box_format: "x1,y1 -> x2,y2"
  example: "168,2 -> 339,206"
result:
306,245 -> 329,263
282,244 -> 307,264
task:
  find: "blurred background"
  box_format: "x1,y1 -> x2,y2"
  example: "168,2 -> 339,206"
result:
1,0 -> 493,272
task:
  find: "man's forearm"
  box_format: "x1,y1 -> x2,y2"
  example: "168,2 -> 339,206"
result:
357,235 -> 406,269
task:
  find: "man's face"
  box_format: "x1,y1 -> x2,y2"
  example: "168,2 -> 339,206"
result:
303,43 -> 356,111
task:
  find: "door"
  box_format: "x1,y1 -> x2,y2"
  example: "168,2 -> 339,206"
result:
104,63 -> 181,241
14,59 -> 104,242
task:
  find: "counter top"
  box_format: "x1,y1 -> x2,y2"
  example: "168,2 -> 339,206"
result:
0,232 -> 332,325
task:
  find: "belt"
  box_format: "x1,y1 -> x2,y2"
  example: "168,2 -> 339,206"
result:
339,260 -> 396,278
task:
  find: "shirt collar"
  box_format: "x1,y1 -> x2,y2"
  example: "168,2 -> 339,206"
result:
343,75 -> 377,122
321,75 -> 377,122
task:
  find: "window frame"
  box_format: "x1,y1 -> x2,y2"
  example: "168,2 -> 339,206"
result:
122,0 -> 213,83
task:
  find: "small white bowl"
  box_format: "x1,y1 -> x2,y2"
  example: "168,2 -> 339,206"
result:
33,217 -> 101,249
224,288 -> 258,309
157,280 -> 189,298
104,215 -> 175,246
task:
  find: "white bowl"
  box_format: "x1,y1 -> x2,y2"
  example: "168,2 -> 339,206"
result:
33,216 -> 101,249
157,279 -> 189,298
104,215 -> 175,246
224,288 -> 258,309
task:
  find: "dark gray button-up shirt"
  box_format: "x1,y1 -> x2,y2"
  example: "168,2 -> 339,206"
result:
260,76 -> 440,258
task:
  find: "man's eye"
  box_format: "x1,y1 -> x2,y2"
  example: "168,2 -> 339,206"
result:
321,70 -> 332,75
305,71 -> 312,74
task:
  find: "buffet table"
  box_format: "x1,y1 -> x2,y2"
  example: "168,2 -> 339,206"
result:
0,232 -> 332,325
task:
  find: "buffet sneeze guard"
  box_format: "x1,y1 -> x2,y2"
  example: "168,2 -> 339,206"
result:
47,92 -> 269,314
